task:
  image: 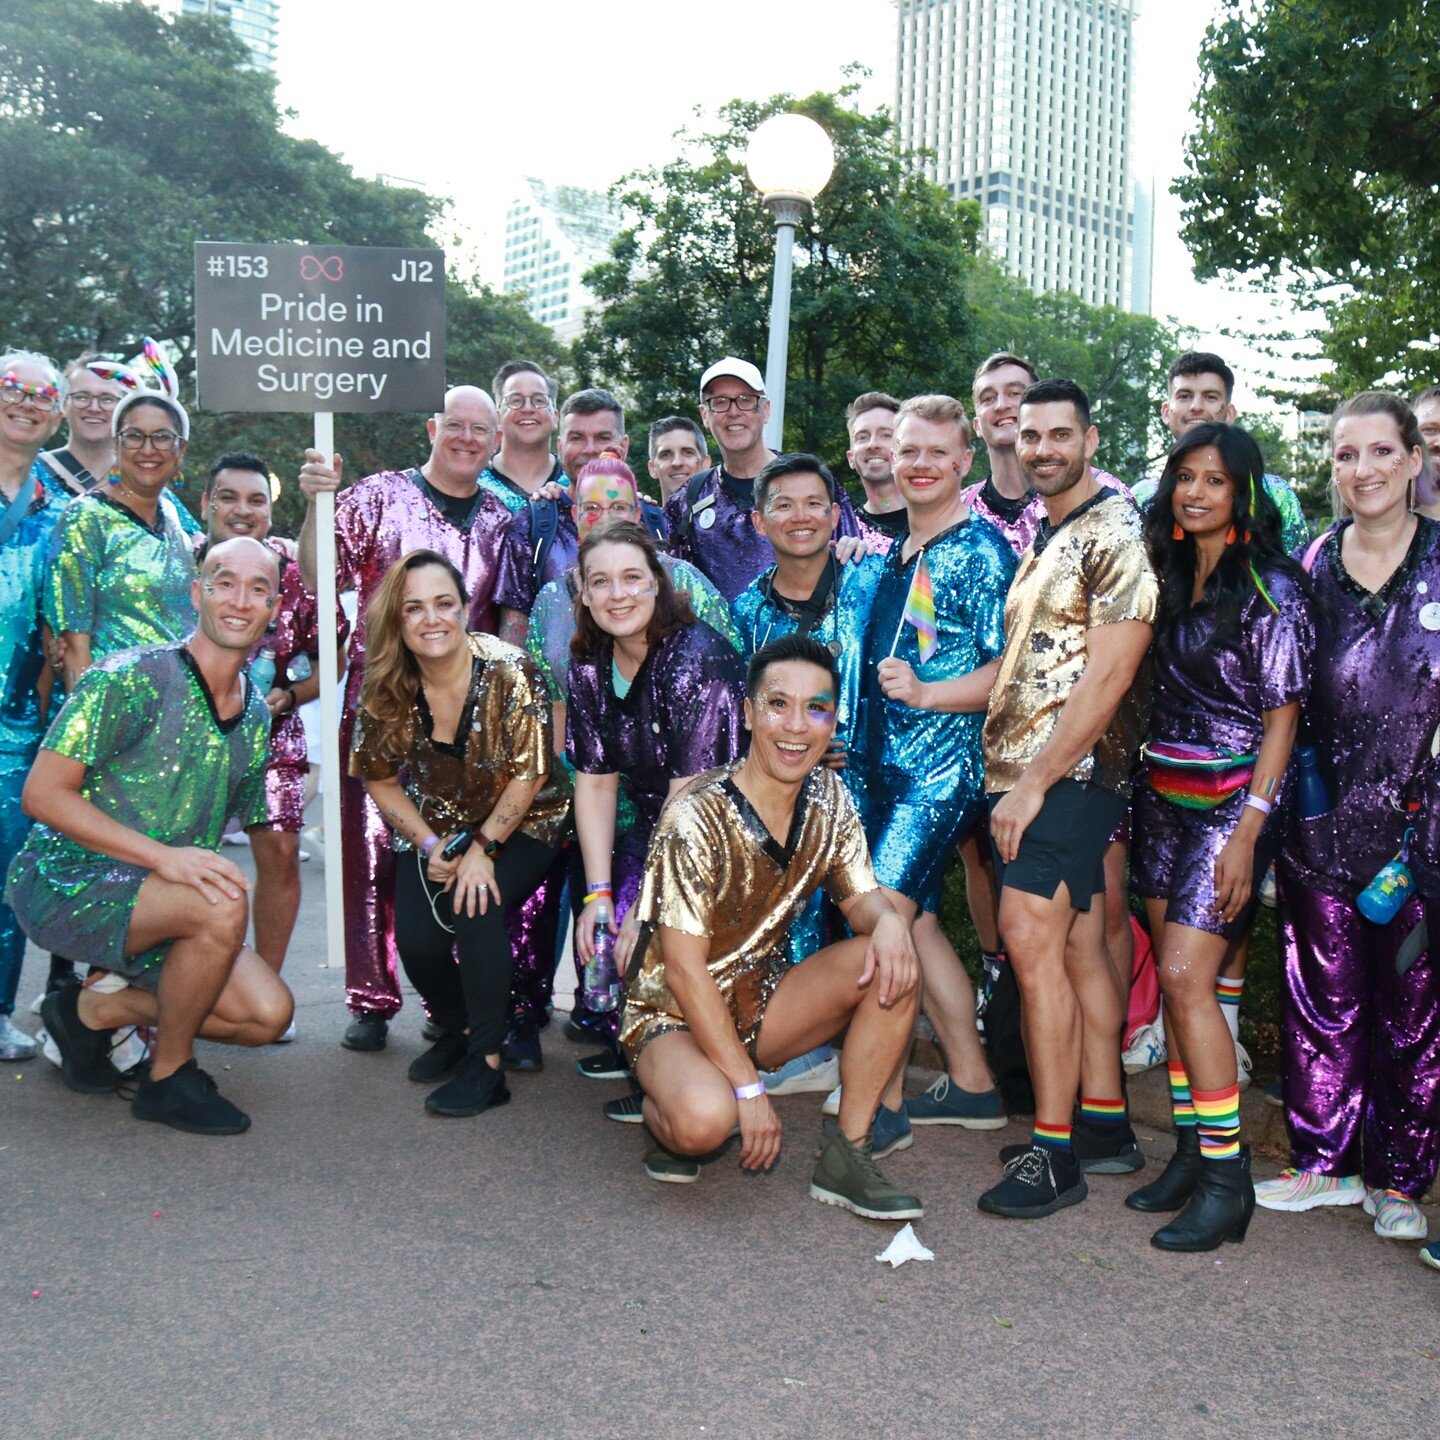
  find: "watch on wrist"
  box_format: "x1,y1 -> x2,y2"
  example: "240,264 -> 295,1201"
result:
482,836 -> 506,859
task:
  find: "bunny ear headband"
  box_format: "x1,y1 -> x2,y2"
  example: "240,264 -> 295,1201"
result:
107,337 -> 190,440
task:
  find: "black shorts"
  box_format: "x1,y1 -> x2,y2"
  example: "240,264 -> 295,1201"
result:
987,779 -> 1125,913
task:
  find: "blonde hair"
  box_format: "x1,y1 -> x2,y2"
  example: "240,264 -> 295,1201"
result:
896,393 -> 973,448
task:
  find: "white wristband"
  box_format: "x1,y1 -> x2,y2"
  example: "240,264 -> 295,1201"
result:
1244,793 -> 1273,817
734,1080 -> 766,1101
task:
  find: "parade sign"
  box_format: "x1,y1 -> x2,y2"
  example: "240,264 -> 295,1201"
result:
193,242 -> 446,413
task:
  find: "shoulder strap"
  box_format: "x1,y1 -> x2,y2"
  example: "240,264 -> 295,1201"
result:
676,467 -> 716,543
530,498 -> 561,593
1301,529 -> 1331,574
640,497 -> 669,543
0,472 -> 39,548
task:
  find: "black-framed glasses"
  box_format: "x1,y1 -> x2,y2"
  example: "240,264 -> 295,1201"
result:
702,394 -> 762,414
69,392 -> 120,411
117,428 -> 181,453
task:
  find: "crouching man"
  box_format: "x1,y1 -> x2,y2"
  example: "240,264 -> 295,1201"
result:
6,538 -> 293,1134
619,633 -> 923,1220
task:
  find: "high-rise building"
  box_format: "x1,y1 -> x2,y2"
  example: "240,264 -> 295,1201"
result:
502,179 -> 621,341
895,0 -> 1145,311
155,1 -> 280,71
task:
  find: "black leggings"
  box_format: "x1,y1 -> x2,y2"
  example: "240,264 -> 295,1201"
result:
393,834 -> 556,1056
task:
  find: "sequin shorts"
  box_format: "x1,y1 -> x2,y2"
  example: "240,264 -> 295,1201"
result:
259,752 -> 308,833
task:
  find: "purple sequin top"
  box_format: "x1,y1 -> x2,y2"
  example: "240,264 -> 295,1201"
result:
566,621 -> 746,828
1150,569 -> 1315,758
333,468 -> 513,671
1285,518 -> 1440,893
665,466 -> 862,602
493,499 -> 580,615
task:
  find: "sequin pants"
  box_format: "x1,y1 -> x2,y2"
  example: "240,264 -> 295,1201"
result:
1277,865 -> 1440,1197
339,674 -> 400,1018
0,753 -> 34,1015
507,849 -> 570,1027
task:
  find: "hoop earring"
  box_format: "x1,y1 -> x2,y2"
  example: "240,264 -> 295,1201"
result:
1172,522 -> 1185,541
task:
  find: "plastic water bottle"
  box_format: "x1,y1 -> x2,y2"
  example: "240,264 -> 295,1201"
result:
1358,852 -> 1414,924
249,647 -> 277,697
287,653 -> 312,682
1293,744 -> 1331,819
583,903 -> 621,1013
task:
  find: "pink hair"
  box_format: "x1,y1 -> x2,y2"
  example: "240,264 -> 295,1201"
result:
575,452 -> 638,497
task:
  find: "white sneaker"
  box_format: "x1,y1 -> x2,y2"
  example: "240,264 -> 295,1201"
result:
37,1024 -> 60,1067
1258,864 -> 1278,909
0,1015 -> 38,1061
1254,1167 -> 1364,1211
821,1083 -> 842,1117
1364,1188 -> 1429,1240
761,1046 -> 838,1095
1122,1017 -> 1167,1074
272,1018 -> 297,1044
29,990 -> 45,1015
1234,1039 -> 1253,1091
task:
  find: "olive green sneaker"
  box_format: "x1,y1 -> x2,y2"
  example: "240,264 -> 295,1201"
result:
809,1118 -> 924,1220
642,1126 -> 700,1184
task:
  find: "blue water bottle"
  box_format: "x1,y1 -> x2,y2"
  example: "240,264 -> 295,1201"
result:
1358,828 -> 1415,924
1293,744 -> 1331,819
249,647 -> 277,697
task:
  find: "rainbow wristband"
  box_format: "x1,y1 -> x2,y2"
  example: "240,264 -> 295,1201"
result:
734,1080 -> 766,1101
582,885 -> 612,907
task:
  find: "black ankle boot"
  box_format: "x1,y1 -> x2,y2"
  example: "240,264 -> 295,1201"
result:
1150,1146 -> 1255,1252
1125,1126 -> 1202,1212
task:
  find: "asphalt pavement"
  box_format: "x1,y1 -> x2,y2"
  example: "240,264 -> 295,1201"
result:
3,844 -> 1436,1440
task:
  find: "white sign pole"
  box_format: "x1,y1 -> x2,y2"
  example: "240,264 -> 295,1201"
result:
313,410 -> 345,977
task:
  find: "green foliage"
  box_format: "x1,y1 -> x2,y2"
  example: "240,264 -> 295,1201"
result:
1179,0 -> 1440,395
0,0 -> 567,537
575,80 -> 983,468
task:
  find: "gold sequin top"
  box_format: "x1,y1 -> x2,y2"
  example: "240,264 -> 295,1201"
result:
350,632 -> 572,849
983,490 -> 1157,796
626,761 -> 876,1034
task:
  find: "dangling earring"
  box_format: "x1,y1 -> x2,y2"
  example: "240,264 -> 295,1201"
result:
105,466 -> 122,486
1172,522 -> 1185,541
171,469 -> 184,491
1225,524 -> 1237,545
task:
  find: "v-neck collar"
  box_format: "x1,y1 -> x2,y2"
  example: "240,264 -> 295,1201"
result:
177,646 -> 249,734
98,490 -> 167,539
416,652 -> 484,751
607,637 -> 653,709
1330,515 -> 1431,617
722,769 -> 813,870
1033,486 -> 1113,556
895,514 -> 970,570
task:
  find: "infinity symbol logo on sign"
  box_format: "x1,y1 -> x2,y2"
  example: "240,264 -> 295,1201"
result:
300,254 -> 344,282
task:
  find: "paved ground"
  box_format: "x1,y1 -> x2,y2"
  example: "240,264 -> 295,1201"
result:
3,846 -> 1437,1440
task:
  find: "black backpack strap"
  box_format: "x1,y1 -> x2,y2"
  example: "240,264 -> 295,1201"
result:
676,466 -> 717,543
640,497 -> 669,543
530,498 -> 561,595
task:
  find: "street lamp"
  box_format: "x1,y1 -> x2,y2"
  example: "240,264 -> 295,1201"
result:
745,113 -> 835,450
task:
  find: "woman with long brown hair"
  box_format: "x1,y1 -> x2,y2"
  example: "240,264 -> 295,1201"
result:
350,549 -> 570,1117
567,523 -> 746,1072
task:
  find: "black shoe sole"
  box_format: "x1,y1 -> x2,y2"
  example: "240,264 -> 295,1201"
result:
132,1102 -> 251,1136
562,1019 -> 610,1044
978,1176 -> 1089,1219
39,991 -> 121,1094
1080,1147 -> 1145,1175
578,1064 -> 627,1081
501,1053 -> 544,1074
425,1081 -> 511,1118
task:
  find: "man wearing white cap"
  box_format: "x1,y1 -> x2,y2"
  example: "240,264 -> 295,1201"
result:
665,357 -> 861,602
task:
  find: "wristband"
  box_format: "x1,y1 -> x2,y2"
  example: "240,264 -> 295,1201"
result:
420,834 -> 440,858
284,686 -> 297,713
582,885 -> 613,907
733,1080 -> 766,1101
1244,794 -> 1273,817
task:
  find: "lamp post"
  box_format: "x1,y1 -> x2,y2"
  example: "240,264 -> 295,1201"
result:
745,113 -> 835,451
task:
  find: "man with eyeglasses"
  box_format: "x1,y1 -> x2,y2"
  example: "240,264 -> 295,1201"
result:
0,349 -> 69,1061
667,357 -> 862,602
481,361 -> 565,512
297,386 -> 514,1053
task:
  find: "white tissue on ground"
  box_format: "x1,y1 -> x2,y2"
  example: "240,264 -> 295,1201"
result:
875,1223 -> 934,1267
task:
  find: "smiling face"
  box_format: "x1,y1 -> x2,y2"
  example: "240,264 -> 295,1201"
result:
1016,400 -> 1098,497
398,562 -> 467,663
580,540 -> 657,642
63,366 -> 124,447
0,357 -> 64,457
753,470 -> 838,560
574,470 -> 640,540
559,407 -> 629,481
115,399 -> 187,493
498,369 -> 555,452
426,388 -> 498,485
972,363 -> 1033,452
744,659 -> 839,785
700,376 -> 769,462
193,539 -> 279,652
1332,413 -> 1423,524
1415,396 -> 1440,467
204,467 -> 273,542
892,413 -> 972,512
1170,444 -> 1237,544
648,428 -> 709,502
1162,371 -> 1235,441
845,406 -> 897,488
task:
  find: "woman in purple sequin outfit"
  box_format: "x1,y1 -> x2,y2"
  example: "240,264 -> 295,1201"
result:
567,524 -> 746,1053
1263,392 -> 1440,1244
1127,423 -> 1315,1249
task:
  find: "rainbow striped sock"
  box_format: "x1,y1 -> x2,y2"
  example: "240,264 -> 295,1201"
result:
1079,1095 -> 1125,1128
1193,1083 -> 1241,1161
1033,1119 -> 1072,1153
1216,975 -> 1244,1041
1168,1061 -> 1196,1128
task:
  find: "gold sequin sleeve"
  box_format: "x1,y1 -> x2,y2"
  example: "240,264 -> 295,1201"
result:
494,649 -> 552,784
1085,517 -> 1159,629
638,789 -> 725,939
347,701 -> 400,782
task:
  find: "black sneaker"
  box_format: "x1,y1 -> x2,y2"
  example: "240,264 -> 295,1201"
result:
500,1021 -> 543,1073
978,1143 -> 1088,1218
1002,1120 -> 1145,1174
562,1010 -> 612,1044
421,1017 -> 443,1043
341,1013 -> 389,1052
604,1091 -> 646,1124
40,984 -> 121,1094
577,1047 -> 627,1081
408,1032 -> 468,1083
424,1053 -> 510,1117
132,1059 -> 251,1135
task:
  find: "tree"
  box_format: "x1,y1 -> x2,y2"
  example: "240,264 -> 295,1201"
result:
575,79 -> 982,467
1178,0 -> 1440,395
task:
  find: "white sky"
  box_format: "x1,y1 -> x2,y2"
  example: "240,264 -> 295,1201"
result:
273,0 -> 1281,405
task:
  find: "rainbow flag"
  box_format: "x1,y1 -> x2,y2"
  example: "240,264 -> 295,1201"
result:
902,555 -> 938,662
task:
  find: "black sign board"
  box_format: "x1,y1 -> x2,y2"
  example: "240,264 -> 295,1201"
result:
193,242 -> 446,413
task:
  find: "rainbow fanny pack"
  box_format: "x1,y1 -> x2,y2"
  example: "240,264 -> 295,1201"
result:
1143,740 -> 1257,811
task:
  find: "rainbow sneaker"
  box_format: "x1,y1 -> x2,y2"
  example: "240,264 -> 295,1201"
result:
1364,1188 -> 1428,1240
1253,1167 -> 1363,1212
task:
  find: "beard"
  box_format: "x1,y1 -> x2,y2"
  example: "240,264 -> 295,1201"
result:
1023,451 -> 1088,497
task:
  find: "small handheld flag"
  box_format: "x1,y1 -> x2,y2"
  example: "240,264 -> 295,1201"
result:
889,553 -> 938,662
